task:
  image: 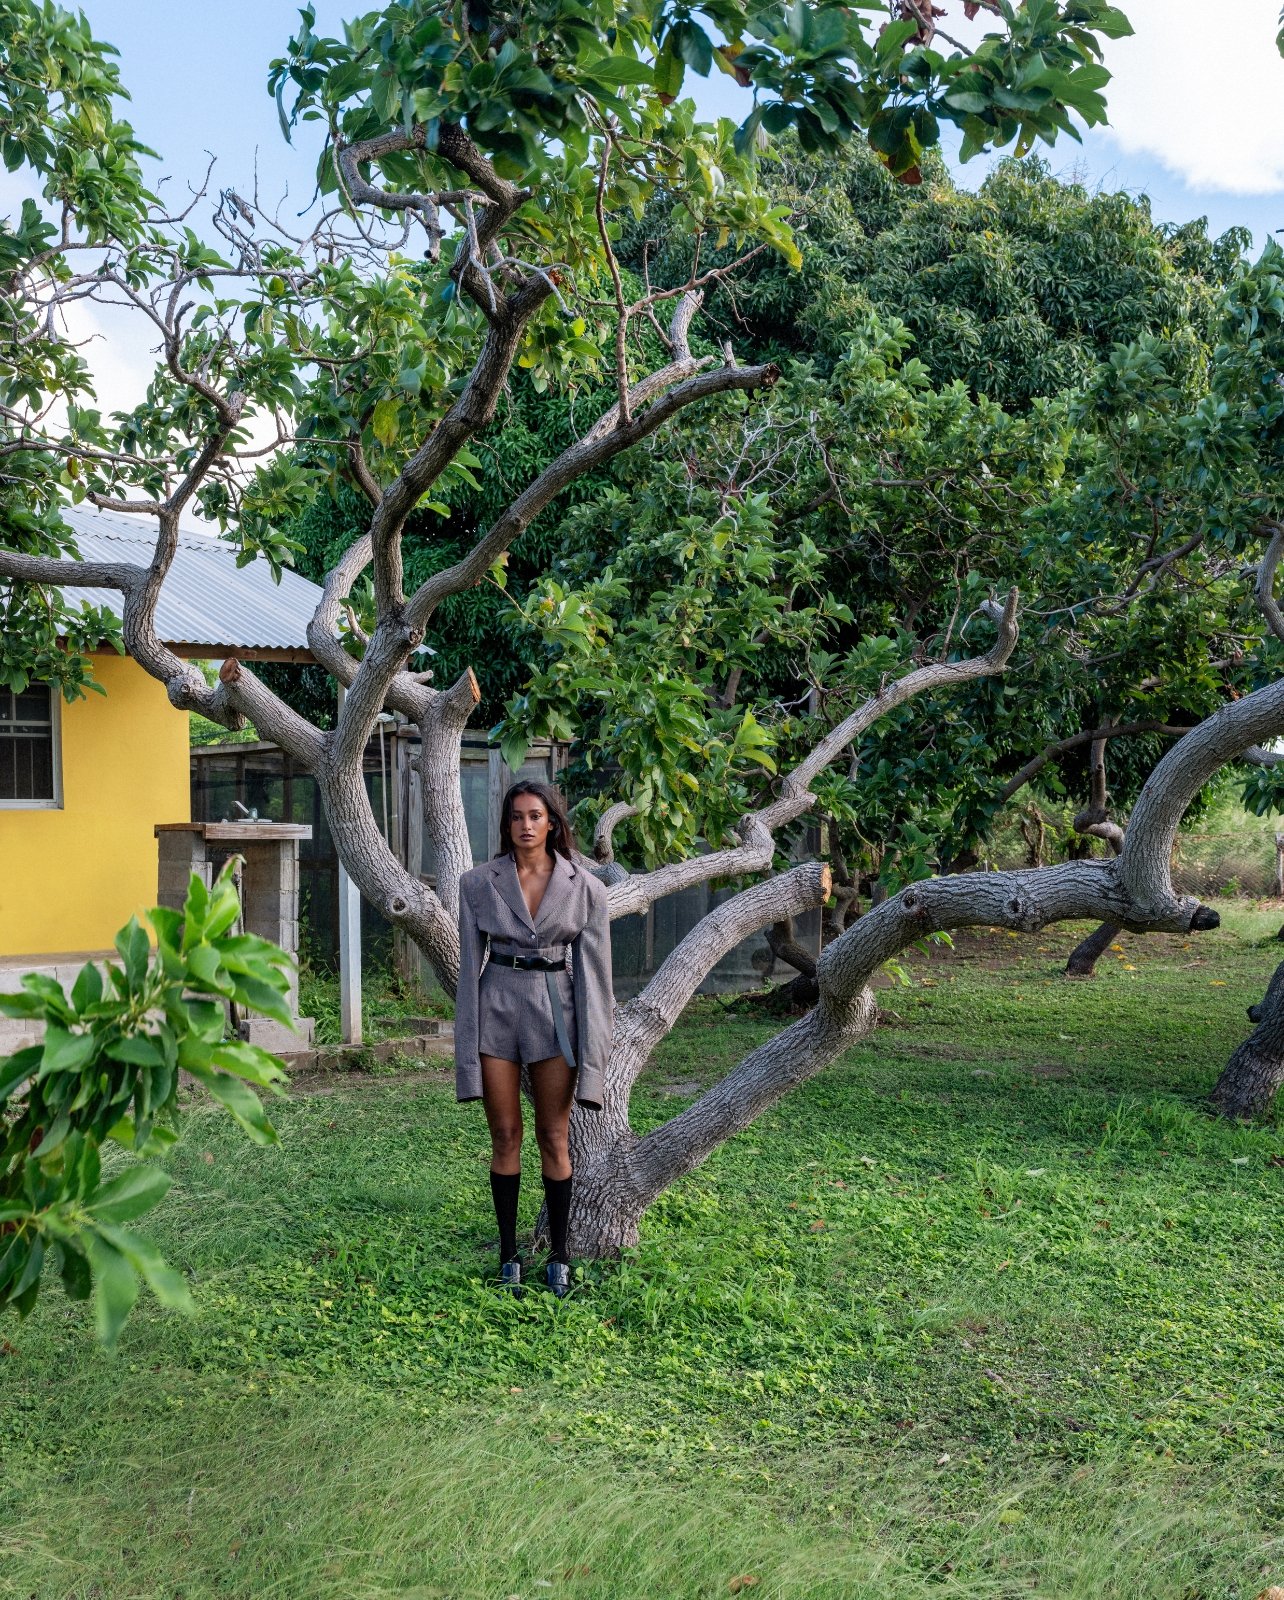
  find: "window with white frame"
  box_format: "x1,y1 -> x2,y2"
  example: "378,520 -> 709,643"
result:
0,684 -> 61,807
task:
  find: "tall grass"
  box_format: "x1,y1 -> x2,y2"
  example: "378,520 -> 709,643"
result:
4,1387 -> 1279,1599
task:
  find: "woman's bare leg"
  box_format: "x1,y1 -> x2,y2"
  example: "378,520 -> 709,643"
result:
529,1054 -> 574,1180
481,1055 -> 523,1174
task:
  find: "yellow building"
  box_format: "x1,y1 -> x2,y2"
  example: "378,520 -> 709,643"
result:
0,506 -> 320,962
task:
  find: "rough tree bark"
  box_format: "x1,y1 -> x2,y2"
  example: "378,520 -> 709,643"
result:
1211,524 -> 1284,1115
1211,961 -> 1284,1119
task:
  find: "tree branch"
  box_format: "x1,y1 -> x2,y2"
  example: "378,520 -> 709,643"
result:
997,718 -> 1192,805
1257,520 -> 1284,645
606,590 -> 1022,921
402,352 -> 780,635
612,863 -> 832,1100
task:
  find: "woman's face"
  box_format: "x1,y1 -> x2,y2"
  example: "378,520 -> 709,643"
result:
509,794 -> 552,853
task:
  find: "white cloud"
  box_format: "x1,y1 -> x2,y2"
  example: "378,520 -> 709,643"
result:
1093,0 -> 1284,195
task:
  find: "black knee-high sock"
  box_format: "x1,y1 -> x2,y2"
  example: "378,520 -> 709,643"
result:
543,1173 -> 573,1265
490,1170 -> 520,1264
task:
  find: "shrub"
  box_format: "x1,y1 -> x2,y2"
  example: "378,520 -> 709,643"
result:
0,863 -> 290,1344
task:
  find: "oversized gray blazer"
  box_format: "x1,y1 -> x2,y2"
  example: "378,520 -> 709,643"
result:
454,851 -> 613,1110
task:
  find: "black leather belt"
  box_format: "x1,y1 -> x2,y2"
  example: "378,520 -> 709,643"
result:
489,952 -> 566,972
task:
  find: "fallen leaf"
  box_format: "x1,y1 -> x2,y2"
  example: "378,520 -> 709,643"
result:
202,1152 -> 214,1165
1254,1587 -> 1284,1600
936,1452 -> 951,1466
728,1577 -> 759,1594
996,1259 -> 1011,1271
1210,980 -> 1227,986
810,1219 -> 827,1231
998,1508 -> 1024,1525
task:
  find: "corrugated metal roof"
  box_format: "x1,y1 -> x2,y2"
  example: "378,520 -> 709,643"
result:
52,504 -> 323,655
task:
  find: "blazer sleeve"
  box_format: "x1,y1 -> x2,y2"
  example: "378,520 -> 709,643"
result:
570,874 -> 614,1109
453,879 -> 486,1103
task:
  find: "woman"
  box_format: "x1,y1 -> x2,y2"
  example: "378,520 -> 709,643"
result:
454,780 -> 613,1298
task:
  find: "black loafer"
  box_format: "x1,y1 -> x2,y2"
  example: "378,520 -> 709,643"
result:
498,1260 -> 523,1297
545,1260 -> 571,1299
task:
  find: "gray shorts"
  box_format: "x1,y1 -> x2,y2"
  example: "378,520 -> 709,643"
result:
477,961 -> 579,1067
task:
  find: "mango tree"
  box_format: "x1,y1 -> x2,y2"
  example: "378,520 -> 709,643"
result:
17,2 -> 1282,1255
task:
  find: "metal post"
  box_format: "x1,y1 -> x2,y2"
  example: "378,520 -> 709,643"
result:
336,684 -> 363,1045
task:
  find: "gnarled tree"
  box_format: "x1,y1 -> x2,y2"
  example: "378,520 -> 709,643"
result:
19,1 -> 1281,1255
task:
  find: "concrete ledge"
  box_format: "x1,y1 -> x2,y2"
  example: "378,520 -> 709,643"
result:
239,1015 -> 316,1052
277,1023 -> 454,1077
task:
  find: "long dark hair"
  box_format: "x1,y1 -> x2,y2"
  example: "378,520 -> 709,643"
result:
497,779 -> 576,861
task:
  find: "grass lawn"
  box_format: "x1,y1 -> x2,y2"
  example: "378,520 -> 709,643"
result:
5,907 -> 1284,1598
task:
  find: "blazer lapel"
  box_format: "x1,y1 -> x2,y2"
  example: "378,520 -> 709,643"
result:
535,851 -> 576,933
490,854 -> 536,932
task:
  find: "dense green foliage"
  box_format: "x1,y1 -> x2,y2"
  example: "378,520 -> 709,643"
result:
4,911 -> 1284,1595
0,867 -> 292,1345
629,144 -> 1248,408
2,0 -> 1133,744
498,151 -> 1284,872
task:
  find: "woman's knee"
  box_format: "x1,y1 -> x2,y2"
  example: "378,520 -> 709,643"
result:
534,1120 -> 568,1161
490,1119 -> 523,1160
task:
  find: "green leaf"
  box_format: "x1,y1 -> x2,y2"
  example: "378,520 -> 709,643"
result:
0,1048 -> 41,1102
186,943 -> 233,996
0,991 -> 45,1018
70,960 -> 103,1011
499,727 -> 530,771
210,1039 -> 288,1089
114,917 -> 151,992
188,1067 -> 279,1146
371,397 -> 400,447
90,1239 -> 139,1348
1092,6 -> 1134,39
105,1034 -> 165,1068
673,20 -> 713,76
585,54 -> 652,87
94,1222 -> 192,1313
88,1163 -> 172,1224
227,973 -> 293,1028
38,1025 -> 97,1078
11,1234 -> 44,1300
57,1240 -> 92,1302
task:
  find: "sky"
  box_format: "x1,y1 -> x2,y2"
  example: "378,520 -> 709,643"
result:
15,0 -> 1284,429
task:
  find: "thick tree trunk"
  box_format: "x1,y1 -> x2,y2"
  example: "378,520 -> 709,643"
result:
566,1116 -> 645,1255
1212,960 -> 1284,1118
1066,920 -> 1122,977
